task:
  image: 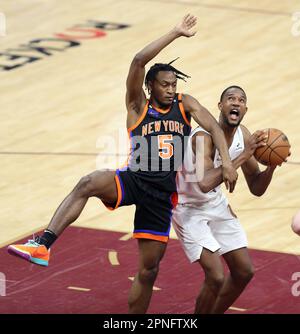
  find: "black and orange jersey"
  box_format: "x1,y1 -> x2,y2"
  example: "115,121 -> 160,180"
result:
121,93 -> 191,193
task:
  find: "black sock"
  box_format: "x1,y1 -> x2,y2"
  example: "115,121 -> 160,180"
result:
37,229 -> 57,249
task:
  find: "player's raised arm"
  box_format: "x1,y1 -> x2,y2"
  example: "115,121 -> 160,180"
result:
183,94 -> 238,192
125,14 -> 197,114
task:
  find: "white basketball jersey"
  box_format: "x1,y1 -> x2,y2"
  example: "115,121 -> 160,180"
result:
177,126 -> 244,207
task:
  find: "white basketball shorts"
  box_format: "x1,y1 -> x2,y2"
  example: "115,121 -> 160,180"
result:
172,199 -> 248,263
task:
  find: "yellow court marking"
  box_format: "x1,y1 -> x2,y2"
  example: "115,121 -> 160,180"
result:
128,276 -> 161,291
68,286 -> 91,292
108,250 -> 120,266
229,306 -> 247,312
119,233 -> 132,241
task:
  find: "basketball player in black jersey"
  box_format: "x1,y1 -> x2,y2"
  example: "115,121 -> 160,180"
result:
8,14 -> 238,314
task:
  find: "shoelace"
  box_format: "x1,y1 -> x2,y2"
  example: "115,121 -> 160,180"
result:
25,237 -> 41,247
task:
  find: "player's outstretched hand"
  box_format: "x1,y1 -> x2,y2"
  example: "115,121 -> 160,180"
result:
174,14 -> 197,38
222,163 -> 238,193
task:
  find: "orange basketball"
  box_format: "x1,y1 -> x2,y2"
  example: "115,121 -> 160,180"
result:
254,128 -> 290,166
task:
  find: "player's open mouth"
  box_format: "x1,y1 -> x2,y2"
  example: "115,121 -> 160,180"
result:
229,109 -> 239,121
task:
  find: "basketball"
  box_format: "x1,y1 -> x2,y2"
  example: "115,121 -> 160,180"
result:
291,210 -> 300,236
254,128 -> 290,166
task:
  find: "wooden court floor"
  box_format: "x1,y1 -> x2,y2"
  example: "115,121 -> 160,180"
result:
1,0 -> 300,258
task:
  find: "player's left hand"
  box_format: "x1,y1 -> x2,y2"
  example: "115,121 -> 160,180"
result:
277,149 -> 291,166
174,14 -> 197,38
284,149 -> 291,163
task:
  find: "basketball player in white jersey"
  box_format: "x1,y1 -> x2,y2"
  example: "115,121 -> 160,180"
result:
172,86 -> 278,314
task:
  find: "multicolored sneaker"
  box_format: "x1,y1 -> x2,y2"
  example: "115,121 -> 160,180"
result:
7,238 -> 50,266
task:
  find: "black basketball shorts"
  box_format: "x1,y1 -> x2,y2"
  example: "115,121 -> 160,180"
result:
103,169 -> 178,243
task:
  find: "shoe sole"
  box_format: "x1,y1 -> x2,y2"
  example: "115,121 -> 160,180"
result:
7,246 -> 48,267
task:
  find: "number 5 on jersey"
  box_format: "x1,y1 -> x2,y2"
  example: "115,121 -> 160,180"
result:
158,134 -> 173,159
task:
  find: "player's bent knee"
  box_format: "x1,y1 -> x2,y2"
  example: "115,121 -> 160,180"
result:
202,259 -> 225,289
243,267 -> 255,282
207,273 -> 225,290
139,266 -> 159,284
76,174 -> 96,197
232,266 -> 255,284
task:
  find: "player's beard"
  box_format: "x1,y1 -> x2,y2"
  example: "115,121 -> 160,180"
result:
223,114 -> 241,128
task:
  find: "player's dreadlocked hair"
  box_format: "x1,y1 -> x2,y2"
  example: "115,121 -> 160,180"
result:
145,58 -> 190,91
